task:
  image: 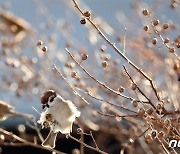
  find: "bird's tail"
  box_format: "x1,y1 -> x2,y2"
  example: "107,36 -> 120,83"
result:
42,131 -> 58,149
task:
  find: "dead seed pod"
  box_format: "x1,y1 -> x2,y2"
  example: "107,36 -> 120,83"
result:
138,108 -> 145,117
143,25 -> 149,32
142,9 -> 149,16
77,128 -> 83,134
151,38 -> 157,45
131,100 -> 138,107
80,18 -> 86,24
100,45 -> 107,52
146,108 -> 154,115
118,86 -> 125,93
169,47 -> 175,53
158,131 -> 165,139
102,61 -> 108,68
153,20 -> 159,26
131,83 -> 137,90
151,130 -> 157,138
171,1 -> 178,8
164,38 -> 169,44
36,40 -> 43,46
163,23 -> 169,29
42,46 -> 47,52
83,11 -> 91,18
71,71 -> 77,78
156,103 -> 162,110
81,53 -> 88,61
177,43 -> 180,48
145,134 -> 153,144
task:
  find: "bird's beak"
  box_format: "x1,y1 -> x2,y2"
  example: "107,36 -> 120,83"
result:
42,131 -> 58,149
42,104 -> 46,109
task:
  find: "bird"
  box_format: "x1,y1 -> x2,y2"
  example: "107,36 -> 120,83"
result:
38,90 -> 80,149
0,100 -> 33,121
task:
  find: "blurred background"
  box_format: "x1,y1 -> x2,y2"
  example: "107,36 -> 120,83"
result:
0,0 -> 179,153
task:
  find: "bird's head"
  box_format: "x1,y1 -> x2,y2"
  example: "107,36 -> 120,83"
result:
41,90 -> 57,109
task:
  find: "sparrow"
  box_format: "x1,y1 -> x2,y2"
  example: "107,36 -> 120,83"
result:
38,90 -> 80,149
0,100 -> 33,121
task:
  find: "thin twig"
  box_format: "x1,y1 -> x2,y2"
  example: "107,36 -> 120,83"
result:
134,127 -> 150,141
157,138 -> 170,154
76,87 -> 137,114
123,65 -> 156,110
80,132 -> 84,154
68,135 -> 107,154
123,28 -> 127,54
26,118 -> 44,143
89,131 -> 99,149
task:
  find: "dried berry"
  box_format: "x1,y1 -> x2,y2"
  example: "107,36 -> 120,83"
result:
151,38 -> 157,45
102,61 -> 108,68
169,47 -> 175,53
131,83 -> 137,90
118,86 -> 125,93
37,40 -> 43,46
146,108 -> 153,115
156,103 -> 162,110
77,128 -> 83,134
80,18 -> 86,24
142,9 -> 149,16
164,38 -> 169,44
83,11 -> 91,18
71,71 -> 77,78
158,131 -> 165,139
81,53 -> 88,61
153,20 -> 159,26
131,100 -> 138,107
100,45 -> 107,52
177,44 -> 180,48
151,130 -> 157,138
138,108 -> 145,117
143,25 -> 149,32
145,134 -> 153,144
163,23 -> 169,29
42,46 -> 47,52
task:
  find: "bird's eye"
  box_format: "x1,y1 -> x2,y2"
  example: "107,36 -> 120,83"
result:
49,97 -> 54,102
